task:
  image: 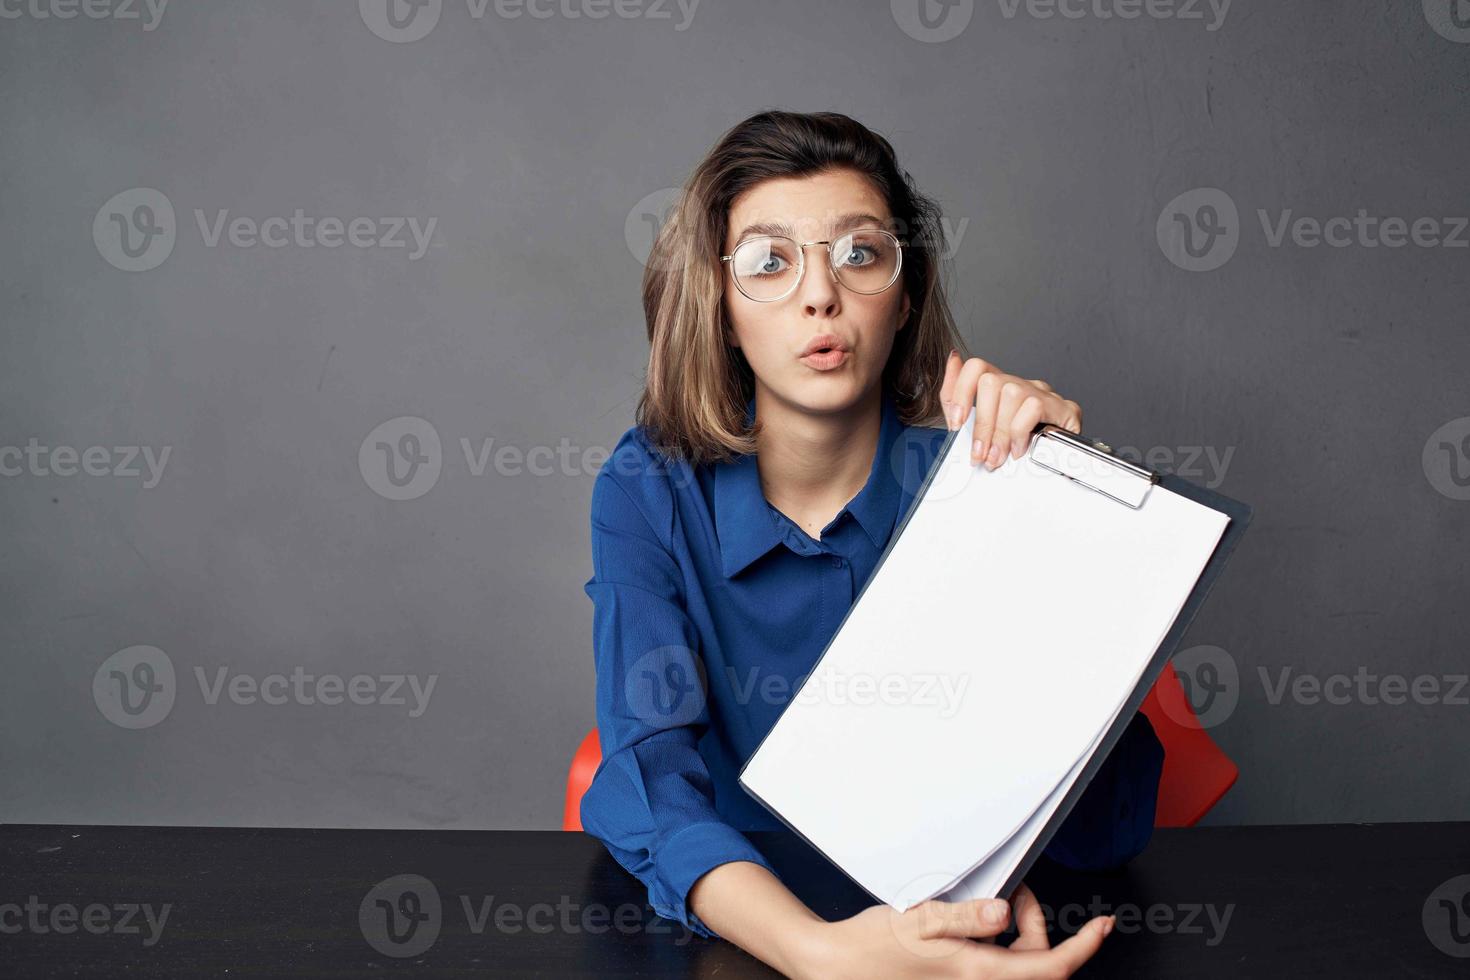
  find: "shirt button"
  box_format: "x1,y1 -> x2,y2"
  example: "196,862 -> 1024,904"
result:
830,556 -> 845,568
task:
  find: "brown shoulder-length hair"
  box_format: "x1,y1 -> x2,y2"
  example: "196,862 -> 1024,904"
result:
635,109 -> 968,465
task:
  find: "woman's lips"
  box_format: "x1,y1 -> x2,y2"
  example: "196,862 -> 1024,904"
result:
800,349 -> 850,370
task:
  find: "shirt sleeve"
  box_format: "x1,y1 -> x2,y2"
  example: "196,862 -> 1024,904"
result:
1041,709 -> 1165,871
580,458 -> 780,940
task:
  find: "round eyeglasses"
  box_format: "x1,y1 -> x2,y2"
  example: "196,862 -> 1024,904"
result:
720,229 -> 906,303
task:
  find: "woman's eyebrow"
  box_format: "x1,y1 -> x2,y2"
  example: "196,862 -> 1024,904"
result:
733,212 -> 888,241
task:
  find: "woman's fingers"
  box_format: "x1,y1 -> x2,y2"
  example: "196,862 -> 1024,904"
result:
910,897 -> 1011,942
1059,398 -> 1083,434
940,350 -> 964,428
970,369 -> 1003,464
1007,883 -> 1051,951
984,379 -> 1028,468
981,915 -> 1115,979
1007,395 -> 1046,462
942,351 -> 997,429
942,356 -> 1083,465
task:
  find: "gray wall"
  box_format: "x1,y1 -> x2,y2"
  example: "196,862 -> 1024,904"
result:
1,0 -> 1466,831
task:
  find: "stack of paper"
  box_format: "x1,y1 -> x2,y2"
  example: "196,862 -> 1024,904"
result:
739,413 -> 1231,910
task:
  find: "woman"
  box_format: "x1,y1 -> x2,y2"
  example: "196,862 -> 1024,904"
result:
582,110 -> 1162,978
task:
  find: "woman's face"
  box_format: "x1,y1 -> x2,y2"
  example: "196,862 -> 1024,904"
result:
722,167 -> 911,417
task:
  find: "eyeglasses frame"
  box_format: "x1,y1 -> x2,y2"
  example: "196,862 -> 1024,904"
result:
720,229 -> 908,303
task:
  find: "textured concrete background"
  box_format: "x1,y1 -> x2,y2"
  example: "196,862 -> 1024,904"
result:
0,0 -> 1466,830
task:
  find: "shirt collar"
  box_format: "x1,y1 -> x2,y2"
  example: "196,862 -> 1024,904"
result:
712,388 -> 905,579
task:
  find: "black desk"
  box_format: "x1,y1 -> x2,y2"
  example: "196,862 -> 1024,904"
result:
2,822 -> 1466,977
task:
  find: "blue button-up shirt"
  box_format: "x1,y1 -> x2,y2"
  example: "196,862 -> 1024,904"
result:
582,387 -> 1164,939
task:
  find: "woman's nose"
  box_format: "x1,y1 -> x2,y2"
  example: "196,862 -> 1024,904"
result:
797,243 -> 841,316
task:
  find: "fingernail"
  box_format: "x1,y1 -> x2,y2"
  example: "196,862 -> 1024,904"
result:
973,440 -> 985,464
949,348 -> 958,359
986,442 -> 1003,469
985,901 -> 1008,925
946,405 -> 959,429
1101,915 -> 1115,937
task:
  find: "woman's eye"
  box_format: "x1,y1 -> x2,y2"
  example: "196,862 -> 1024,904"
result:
843,246 -> 876,267
741,252 -> 790,277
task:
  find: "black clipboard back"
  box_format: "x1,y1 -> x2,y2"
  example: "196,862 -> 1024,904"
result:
995,426 -> 1253,899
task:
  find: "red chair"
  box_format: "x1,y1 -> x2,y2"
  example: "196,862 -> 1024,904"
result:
563,661 -> 1236,831
562,728 -> 602,832
1137,660 -> 1239,827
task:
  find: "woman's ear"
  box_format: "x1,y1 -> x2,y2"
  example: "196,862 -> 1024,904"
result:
897,292 -> 912,329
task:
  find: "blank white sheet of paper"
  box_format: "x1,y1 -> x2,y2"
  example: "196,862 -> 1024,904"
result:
738,413 -> 1230,911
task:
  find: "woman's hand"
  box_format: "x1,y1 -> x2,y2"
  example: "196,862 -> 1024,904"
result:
793,884 -> 1114,979
940,351 -> 1084,469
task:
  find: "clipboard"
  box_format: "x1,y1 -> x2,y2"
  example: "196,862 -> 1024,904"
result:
737,414 -> 1253,912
